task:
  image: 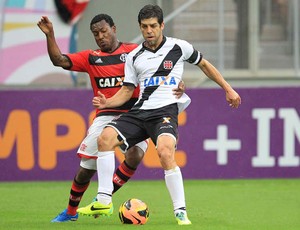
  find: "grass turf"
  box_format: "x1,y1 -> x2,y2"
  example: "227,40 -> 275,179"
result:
0,179 -> 299,230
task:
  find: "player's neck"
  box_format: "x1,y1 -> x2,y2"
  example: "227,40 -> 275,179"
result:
144,36 -> 164,51
109,40 -> 121,53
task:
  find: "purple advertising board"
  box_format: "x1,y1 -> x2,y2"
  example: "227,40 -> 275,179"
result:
0,87 -> 300,181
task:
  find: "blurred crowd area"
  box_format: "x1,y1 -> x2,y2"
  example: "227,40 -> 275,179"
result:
171,0 -> 300,79
0,0 -> 299,88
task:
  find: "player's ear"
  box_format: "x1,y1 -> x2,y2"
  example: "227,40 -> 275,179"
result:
161,22 -> 165,31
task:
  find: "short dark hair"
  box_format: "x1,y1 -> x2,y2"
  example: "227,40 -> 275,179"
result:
138,4 -> 164,25
90,14 -> 115,30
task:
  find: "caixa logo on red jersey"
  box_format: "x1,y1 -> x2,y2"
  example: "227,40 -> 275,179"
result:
95,76 -> 124,88
163,60 -> 173,70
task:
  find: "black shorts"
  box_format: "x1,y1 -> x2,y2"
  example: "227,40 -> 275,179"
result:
106,103 -> 179,152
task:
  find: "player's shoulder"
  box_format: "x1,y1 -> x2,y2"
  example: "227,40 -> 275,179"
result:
81,49 -> 102,56
120,42 -> 139,51
166,36 -> 192,47
70,49 -> 94,55
65,49 -> 95,59
127,43 -> 144,58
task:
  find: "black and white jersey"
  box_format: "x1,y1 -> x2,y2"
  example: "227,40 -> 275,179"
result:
124,36 -> 202,112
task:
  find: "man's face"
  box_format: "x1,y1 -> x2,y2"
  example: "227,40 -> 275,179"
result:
91,20 -> 116,52
140,17 -> 164,49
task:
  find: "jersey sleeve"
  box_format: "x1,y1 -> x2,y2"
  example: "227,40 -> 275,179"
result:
179,39 -> 202,65
123,53 -> 139,87
63,50 -> 90,72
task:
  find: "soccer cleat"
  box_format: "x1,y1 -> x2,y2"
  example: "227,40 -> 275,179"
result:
92,197 -> 100,219
51,209 -> 78,222
77,201 -> 113,217
175,211 -> 192,225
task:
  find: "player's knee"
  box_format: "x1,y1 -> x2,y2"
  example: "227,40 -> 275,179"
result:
97,127 -> 117,151
125,146 -> 145,168
157,146 -> 172,161
97,135 -> 111,151
157,144 -> 176,168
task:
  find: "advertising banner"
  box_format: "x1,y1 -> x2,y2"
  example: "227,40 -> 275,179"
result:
1,88 -> 300,181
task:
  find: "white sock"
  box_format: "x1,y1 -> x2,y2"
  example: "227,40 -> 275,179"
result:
164,166 -> 186,214
96,151 -> 115,205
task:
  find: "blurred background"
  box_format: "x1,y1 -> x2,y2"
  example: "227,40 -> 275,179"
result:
1,0 -> 299,88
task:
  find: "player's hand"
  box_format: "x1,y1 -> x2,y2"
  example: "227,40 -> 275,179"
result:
173,80 -> 186,99
92,91 -> 107,109
226,89 -> 241,108
37,16 -> 53,35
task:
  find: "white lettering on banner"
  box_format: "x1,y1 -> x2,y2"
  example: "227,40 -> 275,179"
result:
252,108 -> 300,168
203,125 -> 241,165
278,109 -> 300,167
252,109 -> 276,167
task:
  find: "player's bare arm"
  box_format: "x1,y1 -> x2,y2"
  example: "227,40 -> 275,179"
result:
198,58 -> 241,108
93,85 -> 135,109
37,16 -> 71,68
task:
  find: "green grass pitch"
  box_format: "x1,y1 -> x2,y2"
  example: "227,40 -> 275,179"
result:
0,179 -> 300,230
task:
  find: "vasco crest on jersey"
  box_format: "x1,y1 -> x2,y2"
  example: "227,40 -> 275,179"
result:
163,60 -> 173,70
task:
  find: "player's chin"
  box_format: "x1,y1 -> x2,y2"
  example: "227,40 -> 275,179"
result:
99,44 -> 110,52
146,38 -> 155,44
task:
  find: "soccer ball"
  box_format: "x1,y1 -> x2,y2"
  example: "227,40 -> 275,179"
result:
119,198 -> 149,225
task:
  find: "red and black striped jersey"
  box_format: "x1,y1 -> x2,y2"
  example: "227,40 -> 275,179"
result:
65,42 -> 139,117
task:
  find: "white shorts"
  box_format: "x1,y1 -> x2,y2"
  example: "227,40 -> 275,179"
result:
78,116 -> 148,170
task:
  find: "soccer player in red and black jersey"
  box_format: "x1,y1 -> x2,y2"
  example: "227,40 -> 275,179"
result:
38,14 -> 145,222
38,14 -> 186,222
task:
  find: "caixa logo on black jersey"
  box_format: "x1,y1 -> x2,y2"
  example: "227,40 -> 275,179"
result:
95,76 -> 124,88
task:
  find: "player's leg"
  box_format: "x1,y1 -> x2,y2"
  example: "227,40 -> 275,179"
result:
77,126 -> 120,216
113,140 -> 148,193
51,116 -> 109,222
67,161 -> 96,215
77,113 -> 147,217
156,135 -> 191,225
51,162 -> 96,222
149,104 -> 191,225
97,115 -> 148,205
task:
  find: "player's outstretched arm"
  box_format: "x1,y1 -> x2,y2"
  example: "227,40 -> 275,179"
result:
197,58 -> 241,108
37,16 -> 71,68
93,85 -> 135,109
